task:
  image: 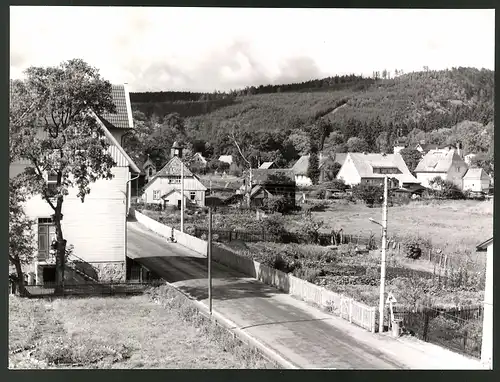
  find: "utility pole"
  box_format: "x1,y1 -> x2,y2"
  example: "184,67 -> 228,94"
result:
208,207 -> 213,314
181,155 -> 184,233
378,175 -> 389,333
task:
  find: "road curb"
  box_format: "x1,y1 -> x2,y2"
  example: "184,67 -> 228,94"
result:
159,280 -> 299,369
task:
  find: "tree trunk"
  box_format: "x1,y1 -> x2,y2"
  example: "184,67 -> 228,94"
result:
53,208 -> 66,294
11,257 -> 27,297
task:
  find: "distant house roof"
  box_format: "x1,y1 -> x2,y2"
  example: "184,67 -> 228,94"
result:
247,169 -> 295,185
193,152 -> 207,164
416,143 -> 441,152
414,148 -> 465,173
250,184 -> 273,198
142,156 -> 208,191
291,153 -> 346,176
476,237 -> 493,251
259,162 -> 274,169
463,168 -> 489,180
218,155 -> 233,164
346,152 -> 419,184
98,84 -> 133,130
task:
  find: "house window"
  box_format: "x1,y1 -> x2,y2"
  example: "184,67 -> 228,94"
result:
169,176 -> 181,184
190,192 -> 196,200
153,190 -> 161,200
38,218 -> 56,261
148,168 -> 153,177
457,167 -> 461,172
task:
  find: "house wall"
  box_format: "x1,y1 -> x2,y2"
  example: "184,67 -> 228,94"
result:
481,243 -> 493,369
416,172 -> 448,188
445,156 -> 468,189
24,166 -> 129,282
463,177 -> 490,192
294,175 -> 313,187
336,156 -> 361,186
143,177 -> 206,206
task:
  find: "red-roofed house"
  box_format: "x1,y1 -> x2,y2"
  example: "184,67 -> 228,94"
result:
10,84 -> 140,285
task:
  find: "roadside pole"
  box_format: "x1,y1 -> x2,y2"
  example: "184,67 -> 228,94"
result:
208,207 -> 213,314
378,175 -> 389,333
181,157 -> 184,233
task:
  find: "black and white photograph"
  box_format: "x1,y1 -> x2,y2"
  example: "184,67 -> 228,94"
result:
8,6 -> 494,370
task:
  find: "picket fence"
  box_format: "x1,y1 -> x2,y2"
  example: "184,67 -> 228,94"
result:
133,209 -> 377,333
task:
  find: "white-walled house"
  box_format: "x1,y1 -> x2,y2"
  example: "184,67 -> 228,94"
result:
9,84 -> 140,285
476,237 -> 493,370
414,147 -> 468,189
462,168 -> 490,192
336,152 -> 420,189
141,145 -> 207,207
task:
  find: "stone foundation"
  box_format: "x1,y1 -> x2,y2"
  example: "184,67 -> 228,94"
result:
90,261 -> 126,283
35,261 -> 126,284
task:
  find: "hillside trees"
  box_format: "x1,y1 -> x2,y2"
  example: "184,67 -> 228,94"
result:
10,59 -> 118,293
347,137 -> 370,152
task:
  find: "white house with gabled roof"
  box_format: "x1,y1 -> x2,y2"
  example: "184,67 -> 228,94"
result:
336,152 -> 420,189
141,144 -> 207,207
10,84 -> 140,285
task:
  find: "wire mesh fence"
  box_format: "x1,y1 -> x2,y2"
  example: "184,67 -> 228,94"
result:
388,305 -> 483,359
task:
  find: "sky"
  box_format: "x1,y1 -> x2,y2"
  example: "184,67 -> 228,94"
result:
10,7 -> 495,93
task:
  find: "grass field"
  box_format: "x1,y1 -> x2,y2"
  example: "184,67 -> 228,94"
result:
9,291 -> 274,369
303,199 -> 493,253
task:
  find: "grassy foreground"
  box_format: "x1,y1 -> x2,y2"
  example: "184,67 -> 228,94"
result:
9,288 -> 276,369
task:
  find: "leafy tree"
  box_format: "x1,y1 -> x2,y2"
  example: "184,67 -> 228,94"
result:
300,217 -> 325,244
346,137 -> 370,152
264,196 -> 294,214
352,183 -> 384,205
399,148 -> 423,174
323,131 -> 344,154
9,177 -> 35,296
322,161 -> 342,181
375,131 -> 391,153
323,179 -> 348,191
470,152 -> 494,175
10,59 -> 117,292
287,131 -> 311,156
428,177 -> 464,199
307,143 -> 321,185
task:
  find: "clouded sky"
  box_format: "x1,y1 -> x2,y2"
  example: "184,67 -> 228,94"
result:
10,7 -> 495,92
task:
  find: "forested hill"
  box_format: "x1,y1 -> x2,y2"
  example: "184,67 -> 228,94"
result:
125,67 -> 494,172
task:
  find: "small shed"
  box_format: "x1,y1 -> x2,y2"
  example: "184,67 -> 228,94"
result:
463,168 -> 490,192
161,189 -> 189,209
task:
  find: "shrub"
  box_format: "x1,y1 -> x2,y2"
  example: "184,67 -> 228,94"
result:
352,183 -> 384,205
264,196 -> 294,214
300,217 -> 325,244
400,235 -> 432,259
323,179 -> 348,192
262,214 -> 288,241
428,177 -> 465,200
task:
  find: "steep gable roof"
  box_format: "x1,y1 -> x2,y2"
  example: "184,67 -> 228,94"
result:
347,152 -> 419,184
414,149 -> 465,173
98,84 -> 133,130
463,168 -> 489,180
259,161 -> 274,169
154,156 -> 193,177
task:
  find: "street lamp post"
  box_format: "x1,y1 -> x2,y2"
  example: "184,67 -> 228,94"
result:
369,175 -> 389,333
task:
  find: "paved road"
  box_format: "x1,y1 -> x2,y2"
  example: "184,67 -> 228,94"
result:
127,221 -> 405,369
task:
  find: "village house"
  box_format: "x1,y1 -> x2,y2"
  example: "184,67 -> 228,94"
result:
393,138 -> 407,154
9,84 -> 141,285
141,143 -> 207,208
414,147 -> 468,189
336,152 -> 420,189
291,153 -> 347,187
190,152 -> 208,172
241,168 -> 296,207
462,168 -> 490,193
415,141 -> 441,155
142,155 -> 157,182
218,154 -> 233,165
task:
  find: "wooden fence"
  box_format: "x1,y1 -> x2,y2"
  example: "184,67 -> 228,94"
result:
193,226 -> 377,247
